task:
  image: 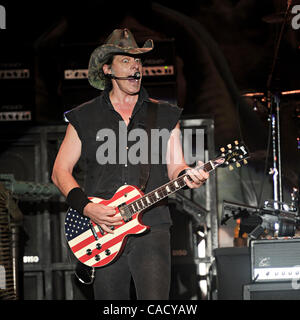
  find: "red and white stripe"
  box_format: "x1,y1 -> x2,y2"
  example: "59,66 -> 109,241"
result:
67,185 -> 149,267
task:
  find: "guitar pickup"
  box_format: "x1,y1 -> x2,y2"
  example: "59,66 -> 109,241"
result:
89,222 -> 98,240
97,224 -> 105,236
118,203 -> 132,222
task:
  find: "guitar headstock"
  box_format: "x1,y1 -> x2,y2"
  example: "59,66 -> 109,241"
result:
218,140 -> 250,170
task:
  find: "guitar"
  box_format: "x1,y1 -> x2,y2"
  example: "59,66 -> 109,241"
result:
65,140 -> 249,268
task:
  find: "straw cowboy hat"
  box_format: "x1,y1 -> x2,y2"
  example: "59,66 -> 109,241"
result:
88,28 -> 154,90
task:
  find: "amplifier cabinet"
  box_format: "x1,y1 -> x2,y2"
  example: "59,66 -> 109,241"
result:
243,282 -> 300,300
251,238 -> 300,282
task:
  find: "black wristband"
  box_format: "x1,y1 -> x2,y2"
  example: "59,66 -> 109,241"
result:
66,187 -> 91,215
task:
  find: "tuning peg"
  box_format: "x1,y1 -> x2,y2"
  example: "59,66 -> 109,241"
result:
236,162 -> 241,168
243,159 -> 248,165
229,165 -> 234,171
227,144 -> 232,149
234,140 -> 239,145
220,147 -> 225,153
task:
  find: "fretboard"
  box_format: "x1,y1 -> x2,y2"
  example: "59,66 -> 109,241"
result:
119,157 -> 224,221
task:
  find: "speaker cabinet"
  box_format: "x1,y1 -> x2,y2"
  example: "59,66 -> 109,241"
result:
243,282 -> 300,300
169,203 -> 200,300
213,247 -> 251,300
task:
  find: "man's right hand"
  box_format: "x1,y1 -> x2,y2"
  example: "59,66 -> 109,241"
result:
83,202 -> 124,234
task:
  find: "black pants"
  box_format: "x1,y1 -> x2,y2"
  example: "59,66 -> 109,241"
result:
93,224 -> 171,300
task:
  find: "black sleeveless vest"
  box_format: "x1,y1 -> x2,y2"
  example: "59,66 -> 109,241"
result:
65,87 -> 182,226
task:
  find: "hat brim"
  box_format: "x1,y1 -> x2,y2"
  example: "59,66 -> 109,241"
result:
88,39 -> 153,90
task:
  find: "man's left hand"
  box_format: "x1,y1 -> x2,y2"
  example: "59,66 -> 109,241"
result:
184,160 -> 209,189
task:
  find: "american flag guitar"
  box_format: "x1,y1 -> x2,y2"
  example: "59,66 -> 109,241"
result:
65,141 -> 249,268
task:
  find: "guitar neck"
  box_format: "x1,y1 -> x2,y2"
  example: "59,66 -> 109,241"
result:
120,157 -> 224,220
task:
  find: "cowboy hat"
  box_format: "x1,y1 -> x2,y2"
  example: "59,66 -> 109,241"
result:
88,28 -> 154,90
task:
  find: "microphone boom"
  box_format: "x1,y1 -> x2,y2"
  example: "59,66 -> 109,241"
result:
107,72 -> 141,80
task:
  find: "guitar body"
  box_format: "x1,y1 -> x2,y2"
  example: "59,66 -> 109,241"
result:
65,184 -> 149,268
64,140 -> 249,269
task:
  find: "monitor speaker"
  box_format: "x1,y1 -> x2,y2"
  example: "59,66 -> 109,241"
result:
213,247 -> 251,300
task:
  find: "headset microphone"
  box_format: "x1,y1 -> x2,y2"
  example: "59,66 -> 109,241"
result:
132,72 -> 141,80
107,71 -> 141,80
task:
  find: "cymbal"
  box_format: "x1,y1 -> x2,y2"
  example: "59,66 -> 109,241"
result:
262,11 -> 292,24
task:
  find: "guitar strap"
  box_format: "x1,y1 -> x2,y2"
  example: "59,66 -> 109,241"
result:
139,101 -> 158,191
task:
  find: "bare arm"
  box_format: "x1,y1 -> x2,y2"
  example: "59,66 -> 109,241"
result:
166,122 -> 209,188
51,124 -> 81,196
52,124 -> 122,233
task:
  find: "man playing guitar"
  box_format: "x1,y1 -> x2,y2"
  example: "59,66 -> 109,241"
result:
52,28 -> 209,300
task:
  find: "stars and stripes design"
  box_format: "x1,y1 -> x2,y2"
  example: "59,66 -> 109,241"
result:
65,209 -> 91,241
64,185 -> 148,268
